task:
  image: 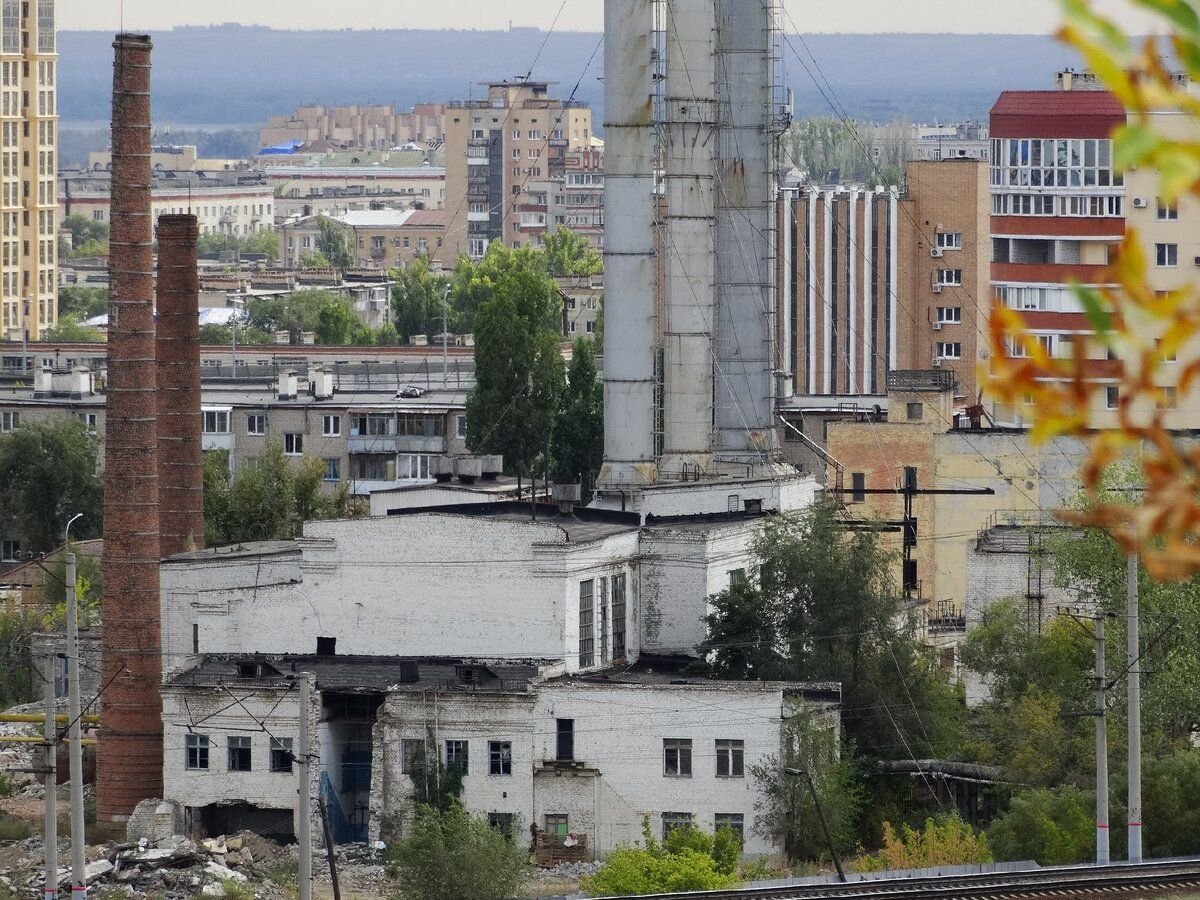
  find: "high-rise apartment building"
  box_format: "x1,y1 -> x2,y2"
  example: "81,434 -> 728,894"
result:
443,81 -> 592,261
0,0 -> 56,343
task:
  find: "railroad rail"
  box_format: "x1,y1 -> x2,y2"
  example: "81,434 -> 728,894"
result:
594,857 -> 1200,900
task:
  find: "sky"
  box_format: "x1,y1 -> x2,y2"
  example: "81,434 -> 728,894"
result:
58,0 -> 1164,35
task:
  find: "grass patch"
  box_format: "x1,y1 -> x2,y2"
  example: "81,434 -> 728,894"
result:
0,814 -> 32,842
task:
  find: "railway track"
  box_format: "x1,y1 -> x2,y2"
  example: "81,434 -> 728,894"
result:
595,858 -> 1200,900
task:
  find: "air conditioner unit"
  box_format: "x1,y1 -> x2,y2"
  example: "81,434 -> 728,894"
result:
1132,197 -> 1148,208
932,283 -> 943,293
930,247 -> 944,258
932,321 -> 943,331
932,357 -> 944,367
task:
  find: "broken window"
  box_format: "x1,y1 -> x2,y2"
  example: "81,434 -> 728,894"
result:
488,741 -> 512,776
663,739 -> 692,777
270,738 -> 293,773
612,574 -> 627,660
445,740 -> 469,775
228,736 -> 252,772
185,733 -> 209,770
400,739 -> 424,774
662,811 -> 694,839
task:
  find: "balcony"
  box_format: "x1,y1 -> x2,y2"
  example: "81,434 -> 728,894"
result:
991,262 -> 1115,285
396,435 -> 446,454
348,434 -> 397,454
201,433 -> 234,452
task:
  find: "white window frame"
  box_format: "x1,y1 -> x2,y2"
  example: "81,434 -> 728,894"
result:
936,269 -> 963,286
284,433 -> 303,456
936,342 -> 962,360
936,232 -> 962,250
322,414 -> 341,437
936,307 -> 962,324
0,410 -> 18,431
246,414 -> 266,436
201,409 -> 230,434
1156,243 -> 1178,267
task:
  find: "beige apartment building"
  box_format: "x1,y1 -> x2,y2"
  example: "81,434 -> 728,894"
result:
443,81 -> 593,260
259,104 -> 447,151
277,209 -> 446,270
0,0 -> 57,342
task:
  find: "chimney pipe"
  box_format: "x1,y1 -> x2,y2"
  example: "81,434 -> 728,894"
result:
99,33 -> 163,826
156,214 -> 204,557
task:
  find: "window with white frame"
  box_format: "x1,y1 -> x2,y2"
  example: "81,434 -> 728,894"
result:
202,410 -> 230,434
246,414 -> 266,435
323,458 -> 341,482
0,410 -> 16,432
397,454 -> 430,479
936,269 -> 963,286
936,307 -> 961,324
456,415 -> 467,438
936,342 -> 962,359
1156,243 -> 1178,267
1157,198 -> 1179,220
1159,386 -> 1178,410
936,232 -> 962,250
185,733 -> 210,770
283,433 -> 303,455
663,738 -> 692,777
322,415 -> 340,437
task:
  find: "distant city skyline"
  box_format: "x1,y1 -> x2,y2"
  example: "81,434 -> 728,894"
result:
60,0 -> 1163,35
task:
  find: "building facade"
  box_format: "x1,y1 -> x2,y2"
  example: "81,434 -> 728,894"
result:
0,0 -> 57,341
265,165 -> 446,218
443,81 -> 593,260
259,104 -> 447,151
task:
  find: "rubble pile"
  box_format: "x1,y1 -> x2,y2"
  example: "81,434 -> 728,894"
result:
0,832 -> 298,899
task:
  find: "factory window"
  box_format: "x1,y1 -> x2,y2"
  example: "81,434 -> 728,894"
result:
906,402 -> 924,421
445,740 -> 469,776
283,433 -> 303,455
556,719 -> 574,761
663,739 -> 692,777
578,579 -> 594,667
936,232 -> 962,250
1156,243 -> 1178,267
246,414 -> 266,435
322,414 -> 340,436
612,573 -> 627,660
0,540 -> 19,561
185,734 -> 210,771
269,738 -> 293,773
0,410 -> 17,431
715,739 -> 744,777
662,812 -> 694,840
322,458 -> 341,482
714,813 -> 744,842
202,410 -> 230,434
488,741 -> 512,776
851,472 -> 866,503
729,568 -> 747,589
227,736 -> 252,772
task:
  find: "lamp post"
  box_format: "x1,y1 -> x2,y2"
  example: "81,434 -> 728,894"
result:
63,513 -> 85,897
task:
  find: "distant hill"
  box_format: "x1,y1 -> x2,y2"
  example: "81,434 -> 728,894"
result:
57,26 -> 1085,130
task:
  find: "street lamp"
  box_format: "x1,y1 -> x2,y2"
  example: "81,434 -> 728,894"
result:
63,512 -> 86,894
784,766 -> 847,882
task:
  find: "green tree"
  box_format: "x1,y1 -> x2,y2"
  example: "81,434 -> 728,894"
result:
244,228 -> 279,260
298,249 -> 332,269
697,503 -> 964,758
1142,749 -> 1200,859
245,289 -> 356,345
751,751 -> 861,864
0,418 -> 103,555
316,216 -> 354,272
551,339 -> 603,497
375,321 -> 401,346
57,285 -> 108,320
43,314 -> 103,342
61,213 -> 109,250
465,245 -> 565,490
69,238 -> 110,259
388,802 -> 529,900
582,820 -> 740,896
987,786 -> 1094,866
543,227 -> 602,277
390,259 -> 447,342
0,608 -> 41,709
315,299 -> 355,345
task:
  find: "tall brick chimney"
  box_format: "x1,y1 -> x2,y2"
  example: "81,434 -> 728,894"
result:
156,214 -> 205,558
99,33 -> 162,826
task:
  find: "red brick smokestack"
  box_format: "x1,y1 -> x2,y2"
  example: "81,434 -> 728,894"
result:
156,214 -> 205,558
99,33 -> 162,826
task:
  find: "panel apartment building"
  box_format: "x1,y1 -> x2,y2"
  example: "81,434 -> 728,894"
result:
443,80 -> 593,260
0,0 -> 56,342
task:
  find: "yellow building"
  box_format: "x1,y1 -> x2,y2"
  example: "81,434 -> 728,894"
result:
0,0 -> 56,342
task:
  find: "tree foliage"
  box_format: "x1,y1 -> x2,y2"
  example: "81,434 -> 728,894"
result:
0,608 -> 41,709
751,747 -> 862,864
61,214 -> 109,257
543,227 -> 602,277
0,418 -> 103,555
316,216 -> 354,272
243,288 -> 368,346
196,229 -> 279,261
201,443 -> 349,546
582,819 -> 740,896
551,339 -> 603,496
784,117 -> 907,187
57,285 -> 108,321
987,0 -> 1200,579
43,314 -> 103,343
858,816 -> 992,872
987,786 -> 1094,865
387,802 -> 529,900
391,258 -> 449,342
698,504 -> 963,758
465,245 -> 565,483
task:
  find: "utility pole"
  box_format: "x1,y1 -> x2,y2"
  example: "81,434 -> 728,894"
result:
1094,611 -> 1109,865
43,662 -> 58,900
784,766 -> 846,883
63,511 -> 86,898
441,283 -> 451,387
1127,551 -> 1142,863
297,676 -> 312,900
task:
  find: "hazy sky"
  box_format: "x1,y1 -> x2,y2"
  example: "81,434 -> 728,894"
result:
59,0 -> 1163,35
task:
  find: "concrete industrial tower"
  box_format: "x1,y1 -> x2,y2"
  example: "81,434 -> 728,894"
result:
597,0 -> 793,511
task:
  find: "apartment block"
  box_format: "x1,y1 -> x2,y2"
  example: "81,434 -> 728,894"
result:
443,80 -> 593,260
259,103 -> 446,151
0,0 -> 57,341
